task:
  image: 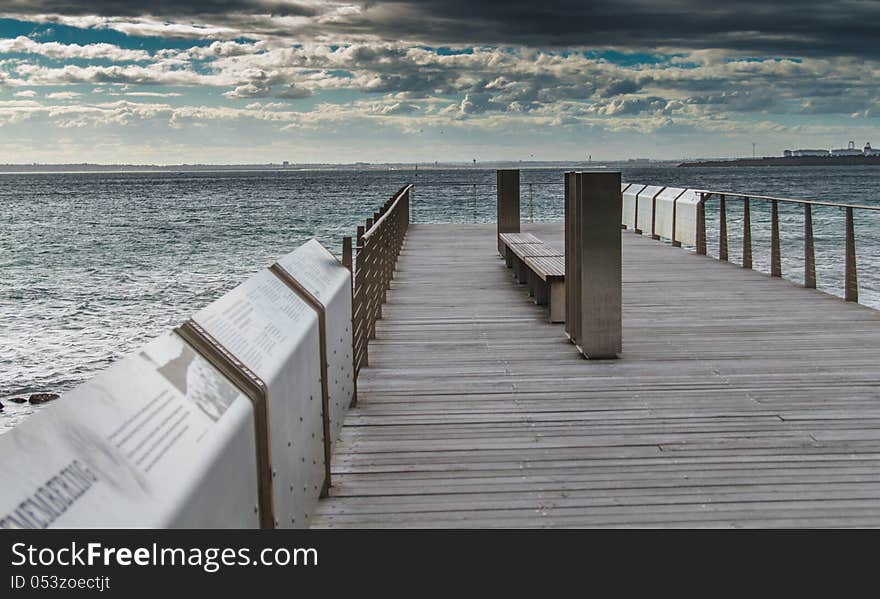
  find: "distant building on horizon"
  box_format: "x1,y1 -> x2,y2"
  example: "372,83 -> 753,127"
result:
831,141 -> 863,157
783,141 -> 880,157
788,148 -> 831,157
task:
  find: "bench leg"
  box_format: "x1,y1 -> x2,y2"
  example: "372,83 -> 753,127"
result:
527,270 -> 537,297
504,246 -> 513,268
549,281 -> 565,323
514,257 -> 528,284
534,279 -> 549,305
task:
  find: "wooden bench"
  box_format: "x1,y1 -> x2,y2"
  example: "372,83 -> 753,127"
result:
498,233 -> 566,323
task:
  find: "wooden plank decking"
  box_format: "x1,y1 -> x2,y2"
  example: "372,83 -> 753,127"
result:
312,222 -> 880,528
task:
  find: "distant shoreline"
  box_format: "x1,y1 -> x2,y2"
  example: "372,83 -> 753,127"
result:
679,156 -> 880,167
0,160 -> 682,174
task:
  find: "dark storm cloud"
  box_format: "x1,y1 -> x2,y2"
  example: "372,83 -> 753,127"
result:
6,1 -> 880,59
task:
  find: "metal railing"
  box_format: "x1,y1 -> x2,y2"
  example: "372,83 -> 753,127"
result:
341,184 -> 411,380
697,191 -> 880,303
409,181 -> 559,224
370,179 -> 877,307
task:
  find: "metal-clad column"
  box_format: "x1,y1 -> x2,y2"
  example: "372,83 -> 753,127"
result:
496,169 -> 520,254
564,172 -> 579,344
572,171 -> 622,359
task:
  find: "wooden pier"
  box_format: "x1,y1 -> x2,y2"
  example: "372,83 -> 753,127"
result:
313,221 -> 880,528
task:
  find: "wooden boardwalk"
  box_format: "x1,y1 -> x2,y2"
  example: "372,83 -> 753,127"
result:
312,222 -> 880,528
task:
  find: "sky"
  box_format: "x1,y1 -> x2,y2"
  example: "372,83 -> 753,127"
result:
0,1 -> 878,164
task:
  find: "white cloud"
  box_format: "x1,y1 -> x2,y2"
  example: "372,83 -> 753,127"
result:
0,35 -> 150,61
46,91 -> 81,99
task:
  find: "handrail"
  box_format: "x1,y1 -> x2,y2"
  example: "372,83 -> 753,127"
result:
411,181 -> 549,224
700,190 -> 880,212
411,181 -> 560,187
363,184 -> 413,239
346,184 -> 411,377
695,189 -> 876,303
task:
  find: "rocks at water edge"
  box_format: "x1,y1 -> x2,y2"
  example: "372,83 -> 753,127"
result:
0,401 -> 3,411
1,394 -> 59,406
29,393 -> 60,405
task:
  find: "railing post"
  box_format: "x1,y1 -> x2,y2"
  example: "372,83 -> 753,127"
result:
845,206 -> 858,302
364,217 -> 374,321
804,204 -> 816,289
377,228 -> 385,306
472,184 -> 477,223
363,238 -> 373,341
771,199 -> 781,277
342,234 -> 357,407
355,229 -> 368,368
742,196 -> 752,269
696,193 -> 707,255
496,169 -> 520,254
570,171 -> 622,359
651,190 -> 661,240
718,194 -> 728,261
671,193 -> 681,248
383,221 -> 389,285
342,236 -> 352,272
529,183 -> 534,223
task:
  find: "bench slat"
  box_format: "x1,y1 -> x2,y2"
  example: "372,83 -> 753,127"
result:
510,243 -> 563,259
524,255 -> 565,281
498,232 -> 542,245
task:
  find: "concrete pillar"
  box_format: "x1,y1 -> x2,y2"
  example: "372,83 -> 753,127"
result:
570,171 -> 622,359
496,169 -> 520,254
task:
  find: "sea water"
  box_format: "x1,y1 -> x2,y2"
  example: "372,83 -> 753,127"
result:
2,165 -> 879,430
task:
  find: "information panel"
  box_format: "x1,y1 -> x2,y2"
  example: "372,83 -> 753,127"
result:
192,269 -> 323,529
675,189 -> 704,246
622,184 -> 645,229
653,187 -> 687,240
636,185 -> 666,234
0,333 -> 259,529
276,239 -> 354,444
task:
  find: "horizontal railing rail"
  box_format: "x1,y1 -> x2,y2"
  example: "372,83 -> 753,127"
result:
700,191 -> 879,212
697,191 -> 880,303
410,181 -> 562,224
